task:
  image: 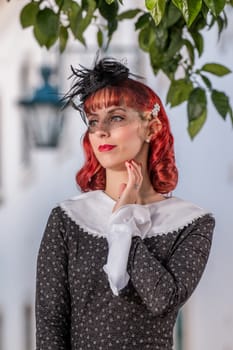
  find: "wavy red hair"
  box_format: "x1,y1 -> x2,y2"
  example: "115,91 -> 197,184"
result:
76,78 -> 178,194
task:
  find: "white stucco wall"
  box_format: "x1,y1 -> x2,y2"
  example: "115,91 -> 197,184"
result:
0,2 -> 233,350
0,3 -> 84,349
170,22 -> 233,350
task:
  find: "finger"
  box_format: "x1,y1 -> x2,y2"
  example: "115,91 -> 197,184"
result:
113,162 -> 140,212
118,183 -> 127,198
125,161 -> 137,187
129,160 -> 143,188
129,162 -> 141,189
131,160 -> 142,177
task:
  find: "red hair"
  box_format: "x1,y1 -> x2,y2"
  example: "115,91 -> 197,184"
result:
76,79 -> 178,194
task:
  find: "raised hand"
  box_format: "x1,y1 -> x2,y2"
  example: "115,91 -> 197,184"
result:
112,160 -> 143,212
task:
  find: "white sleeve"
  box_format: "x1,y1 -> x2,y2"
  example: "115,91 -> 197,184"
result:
103,205 -> 152,295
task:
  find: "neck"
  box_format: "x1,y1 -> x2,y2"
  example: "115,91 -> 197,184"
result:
104,164 -> 163,204
105,168 -> 128,200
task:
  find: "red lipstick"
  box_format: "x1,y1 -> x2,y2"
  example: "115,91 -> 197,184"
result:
98,144 -> 116,152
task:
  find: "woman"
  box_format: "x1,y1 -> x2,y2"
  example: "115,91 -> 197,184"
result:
36,57 -> 215,350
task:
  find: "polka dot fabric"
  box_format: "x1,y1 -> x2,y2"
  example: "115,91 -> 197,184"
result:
36,207 -> 214,350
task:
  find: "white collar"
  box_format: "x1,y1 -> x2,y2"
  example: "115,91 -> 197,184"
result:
59,190 -> 210,239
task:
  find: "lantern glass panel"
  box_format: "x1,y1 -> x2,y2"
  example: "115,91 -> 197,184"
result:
27,104 -> 63,147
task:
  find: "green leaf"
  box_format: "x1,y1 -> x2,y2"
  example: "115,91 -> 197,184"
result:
97,28 -> 103,47
59,26 -> 68,53
68,2 -> 85,44
139,25 -> 155,52
107,18 -> 118,38
190,30 -> 203,56
165,2 -> 182,27
229,106 -> 233,127
104,18 -> 118,48
188,87 -> 207,121
81,0 -> 89,10
55,0 -> 64,7
135,13 -> 151,30
68,0 -> 96,45
216,16 -> 224,38
34,8 -> 59,49
33,25 -> 44,47
36,8 -> 59,39
200,74 -> 212,89
68,2 -> 81,26
166,79 -> 193,107
149,41 -> 165,74
172,0 -> 202,27
201,63 -> 231,76
188,109 -> 207,139
154,24 -> 168,51
20,2 -> 40,28
191,12 -> 207,31
203,0 -> 226,17
104,0 -> 115,4
150,0 -> 166,25
145,0 -> 156,11
183,39 -> 195,64
201,1 -> 209,19
79,0 -> 96,32
187,87 -> 207,138
33,23 -> 57,49
161,56 -> 181,79
211,89 -> 229,119
117,9 -> 141,21
99,0 -> 119,41
62,0 -> 74,11
99,0 -> 118,20
165,29 -> 183,59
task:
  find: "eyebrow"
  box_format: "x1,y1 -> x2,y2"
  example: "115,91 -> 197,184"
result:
87,107 -> 127,118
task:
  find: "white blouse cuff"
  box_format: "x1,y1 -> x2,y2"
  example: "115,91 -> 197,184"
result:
103,223 -> 132,296
103,205 -> 152,295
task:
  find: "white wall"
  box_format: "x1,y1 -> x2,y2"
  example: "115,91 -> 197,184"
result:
153,20 -> 233,350
0,1 -> 233,350
0,2 -> 84,349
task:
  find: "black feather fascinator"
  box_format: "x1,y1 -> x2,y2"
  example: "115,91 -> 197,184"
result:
62,56 -> 142,123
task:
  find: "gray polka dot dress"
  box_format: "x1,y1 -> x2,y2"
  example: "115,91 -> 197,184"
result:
36,191 -> 215,350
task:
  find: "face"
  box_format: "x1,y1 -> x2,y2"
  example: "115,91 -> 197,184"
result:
87,105 -> 151,170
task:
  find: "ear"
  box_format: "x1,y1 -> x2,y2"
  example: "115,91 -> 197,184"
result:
146,117 -> 162,141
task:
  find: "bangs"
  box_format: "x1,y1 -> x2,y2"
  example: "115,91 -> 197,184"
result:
84,85 -> 137,114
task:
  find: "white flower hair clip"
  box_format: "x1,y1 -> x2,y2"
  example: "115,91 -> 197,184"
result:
151,103 -> 160,118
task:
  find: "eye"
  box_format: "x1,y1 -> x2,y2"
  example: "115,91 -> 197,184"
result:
88,119 -> 98,128
110,115 -> 124,122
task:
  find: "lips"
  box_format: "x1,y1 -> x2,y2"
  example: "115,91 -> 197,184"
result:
98,144 -> 116,152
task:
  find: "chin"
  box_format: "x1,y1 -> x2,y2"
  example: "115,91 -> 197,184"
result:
98,158 -> 127,171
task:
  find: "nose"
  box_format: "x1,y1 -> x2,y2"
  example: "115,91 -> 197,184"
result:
95,129 -> 109,138
95,121 -> 110,137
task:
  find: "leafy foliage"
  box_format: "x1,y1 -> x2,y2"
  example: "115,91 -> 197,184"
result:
18,0 -> 233,138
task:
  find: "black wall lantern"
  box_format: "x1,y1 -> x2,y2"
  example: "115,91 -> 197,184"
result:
19,66 -> 64,148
